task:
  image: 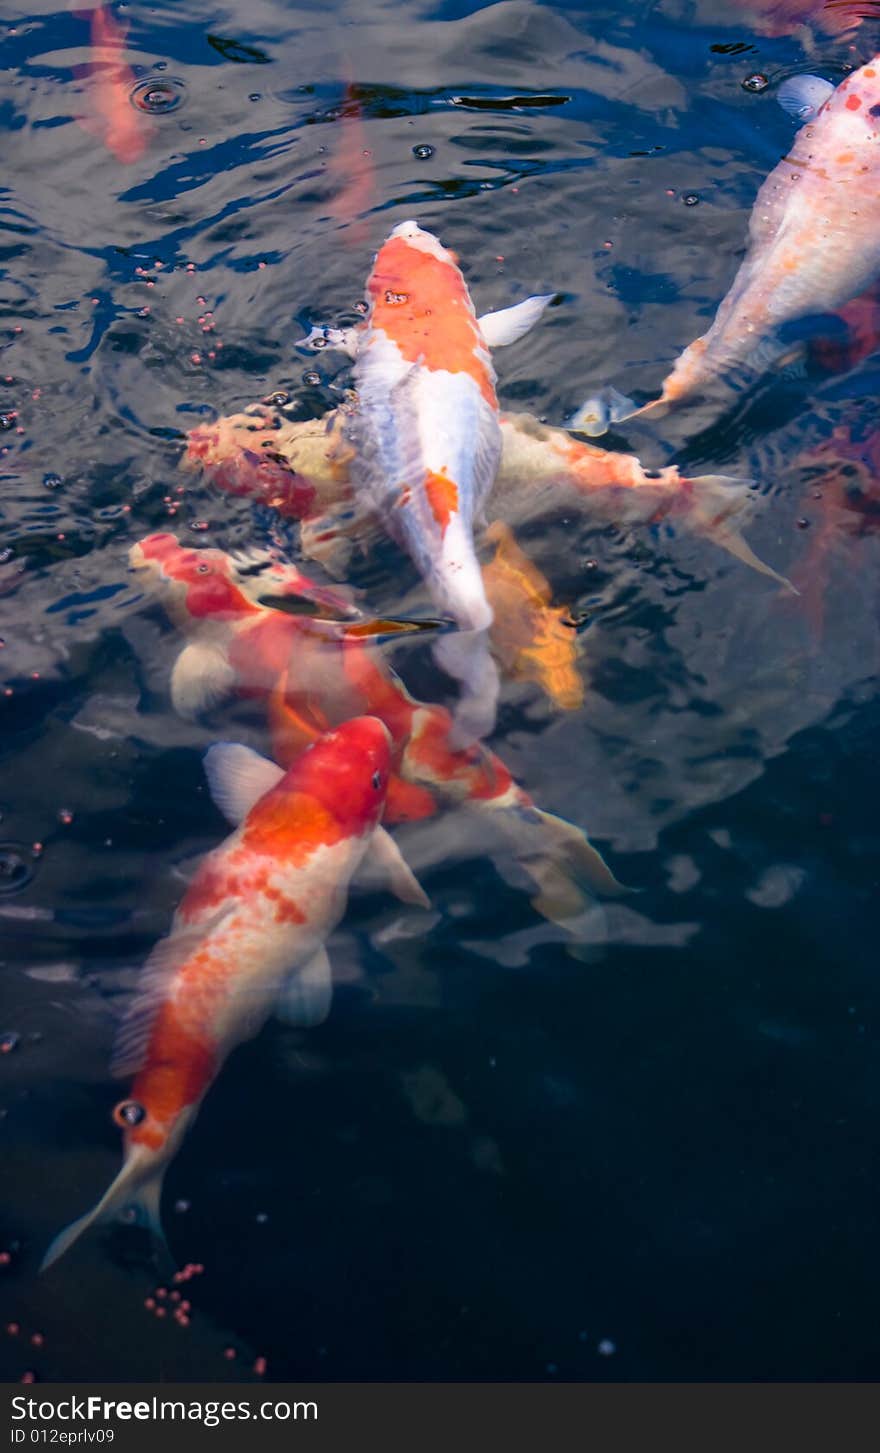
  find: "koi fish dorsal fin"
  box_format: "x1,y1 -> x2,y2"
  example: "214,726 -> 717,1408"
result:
110,916 -> 231,1078
478,294 -> 556,349
203,742 -> 285,826
777,74 -> 834,123
275,946 -> 333,1028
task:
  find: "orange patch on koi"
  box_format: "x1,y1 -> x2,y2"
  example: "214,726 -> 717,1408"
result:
367,236 -> 496,406
424,470 -> 459,532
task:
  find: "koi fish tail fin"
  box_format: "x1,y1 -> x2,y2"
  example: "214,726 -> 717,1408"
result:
40,1151 -> 169,1274
684,474 -> 797,592
568,386 -> 659,438
518,804 -> 628,901
485,801 -> 627,955
433,629 -> 500,748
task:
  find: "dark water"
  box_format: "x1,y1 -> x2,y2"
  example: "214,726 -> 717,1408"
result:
1,0 -> 879,1383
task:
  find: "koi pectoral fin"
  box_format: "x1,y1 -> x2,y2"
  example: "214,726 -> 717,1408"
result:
297,325 -> 359,357
203,742 -> 285,825
369,827 -> 430,908
170,641 -> 237,719
478,294 -> 558,348
568,386 -> 651,437
275,947 -> 333,1028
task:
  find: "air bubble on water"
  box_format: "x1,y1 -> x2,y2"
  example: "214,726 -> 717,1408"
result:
174,1199 -> 191,1214
249,94 -> 261,103
303,371 -> 320,386
264,390 -> 289,406
136,307 -> 150,319
796,517 -> 810,528
683,193 -> 700,206
255,1212 -> 269,1224
598,1338 -> 616,1356
0,1032 -> 20,1054
742,74 -> 769,94
130,77 -> 186,115
385,291 -> 408,305
0,414 -> 17,432
0,847 -> 34,895
354,300 -> 368,315
412,143 -> 434,159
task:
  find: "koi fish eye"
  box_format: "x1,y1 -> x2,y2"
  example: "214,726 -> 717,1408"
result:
113,1099 -> 147,1129
196,563 -> 211,575
371,770 -> 382,790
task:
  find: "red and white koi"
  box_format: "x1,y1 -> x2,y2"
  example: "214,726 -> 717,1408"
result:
130,533 -> 623,929
575,57 -> 880,435
41,717 -> 426,1270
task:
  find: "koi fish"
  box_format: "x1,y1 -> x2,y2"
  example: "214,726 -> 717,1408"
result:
348,219 -> 555,742
74,6 -> 155,164
481,521 -> 584,711
326,81 -> 375,245
130,533 -> 624,929
41,717 -> 428,1270
739,0 -> 869,37
788,413 -> 880,636
575,57 -> 880,436
184,403 -> 790,590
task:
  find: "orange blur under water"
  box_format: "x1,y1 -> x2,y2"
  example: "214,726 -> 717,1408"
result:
741,0 -> 875,36
789,420 -> 880,639
74,6 -> 155,164
326,81 -> 376,245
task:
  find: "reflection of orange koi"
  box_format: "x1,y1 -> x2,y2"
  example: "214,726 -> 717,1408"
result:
790,417 -> 880,638
740,0 -> 868,36
482,521 -> 584,711
75,6 -> 155,164
326,83 -> 375,245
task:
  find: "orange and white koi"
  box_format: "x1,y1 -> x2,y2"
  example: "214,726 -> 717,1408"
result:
41,717 -> 427,1270
575,57 -> 880,435
347,220 -> 554,741
130,533 -> 623,927
184,403 -> 790,590
74,6 -> 155,164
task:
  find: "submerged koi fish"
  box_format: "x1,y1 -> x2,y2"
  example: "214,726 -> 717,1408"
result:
789,414 -> 880,636
184,403 -> 791,590
575,57 -> 880,436
41,717 -> 427,1270
131,533 -> 624,927
739,0 -> 869,37
326,81 -> 375,245
481,521 -> 584,711
75,6 -> 155,164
